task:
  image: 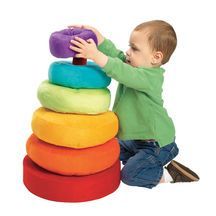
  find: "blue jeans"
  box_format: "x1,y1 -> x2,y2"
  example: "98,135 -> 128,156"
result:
119,139 -> 179,189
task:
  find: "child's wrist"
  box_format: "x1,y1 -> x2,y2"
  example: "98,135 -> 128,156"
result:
92,51 -> 108,68
92,50 -> 103,62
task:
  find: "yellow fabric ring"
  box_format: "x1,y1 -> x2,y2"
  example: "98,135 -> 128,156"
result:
31,107 -> 119,148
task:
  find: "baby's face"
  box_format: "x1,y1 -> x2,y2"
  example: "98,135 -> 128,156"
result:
126,30 -> 155,68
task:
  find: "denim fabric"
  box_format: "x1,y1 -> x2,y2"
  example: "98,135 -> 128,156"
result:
119,139 -> 179,189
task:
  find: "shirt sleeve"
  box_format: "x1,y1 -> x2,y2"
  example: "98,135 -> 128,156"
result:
102,57 -> 164,93
98,38 -> 126,62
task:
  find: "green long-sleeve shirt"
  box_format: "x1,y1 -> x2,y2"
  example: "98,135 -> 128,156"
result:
98,39 -> 175,147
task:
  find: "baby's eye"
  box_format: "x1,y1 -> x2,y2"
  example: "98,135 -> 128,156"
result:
129,44 -> 139,51
131,47 -> 138,51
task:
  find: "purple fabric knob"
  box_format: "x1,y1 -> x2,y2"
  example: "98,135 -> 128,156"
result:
49,28 -> 98,58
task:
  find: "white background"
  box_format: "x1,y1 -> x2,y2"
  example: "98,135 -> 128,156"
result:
0,0 -> 216,215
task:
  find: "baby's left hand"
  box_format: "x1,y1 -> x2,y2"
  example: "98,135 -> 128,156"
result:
69,37 -> 99,60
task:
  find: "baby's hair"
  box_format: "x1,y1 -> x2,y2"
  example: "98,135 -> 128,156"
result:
134,20 -> 177,64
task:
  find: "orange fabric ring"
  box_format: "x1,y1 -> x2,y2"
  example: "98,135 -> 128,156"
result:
31,107 -> 119,148
26,134 -> 120,176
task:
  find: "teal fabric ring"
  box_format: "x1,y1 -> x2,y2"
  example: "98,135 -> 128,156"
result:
48,61 -> 111,89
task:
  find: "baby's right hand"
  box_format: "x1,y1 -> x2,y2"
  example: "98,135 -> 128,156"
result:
68,24 -> 105,45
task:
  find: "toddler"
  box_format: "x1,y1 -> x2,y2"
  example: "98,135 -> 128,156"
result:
69,20 -> 199,188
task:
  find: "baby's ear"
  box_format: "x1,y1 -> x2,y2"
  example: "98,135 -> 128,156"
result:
152,51 -> 163,66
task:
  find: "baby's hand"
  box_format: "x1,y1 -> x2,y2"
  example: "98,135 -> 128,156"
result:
69,36 -> 99,60
68,24 -> 105,45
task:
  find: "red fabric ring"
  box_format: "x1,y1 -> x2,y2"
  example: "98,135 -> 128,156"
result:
23,156 -> 121,202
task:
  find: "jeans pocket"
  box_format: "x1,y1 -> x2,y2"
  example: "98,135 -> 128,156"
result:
160,142 -> 179,165
169,142 -> 179,158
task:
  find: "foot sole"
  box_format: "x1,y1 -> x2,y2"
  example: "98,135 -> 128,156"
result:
168,160 -> 199,182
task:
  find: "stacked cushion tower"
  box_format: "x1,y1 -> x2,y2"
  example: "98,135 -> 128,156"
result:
23,28 -> 121,202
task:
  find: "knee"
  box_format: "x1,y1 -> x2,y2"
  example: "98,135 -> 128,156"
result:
120,167 -> 157,189
121,168 -> 135,186
120,157 -> 162,188
121,165 -> 134,185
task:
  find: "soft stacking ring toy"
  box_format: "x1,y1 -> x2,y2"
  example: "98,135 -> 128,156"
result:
49,28 -> 98,58
31,107 -> 119,148
23,156 -> 120,202
37,81 -> 111,114
26,134 -> 120,175
49,61 -> 111,88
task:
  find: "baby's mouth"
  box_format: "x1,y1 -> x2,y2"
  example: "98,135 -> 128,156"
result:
126,59 -> 131,64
